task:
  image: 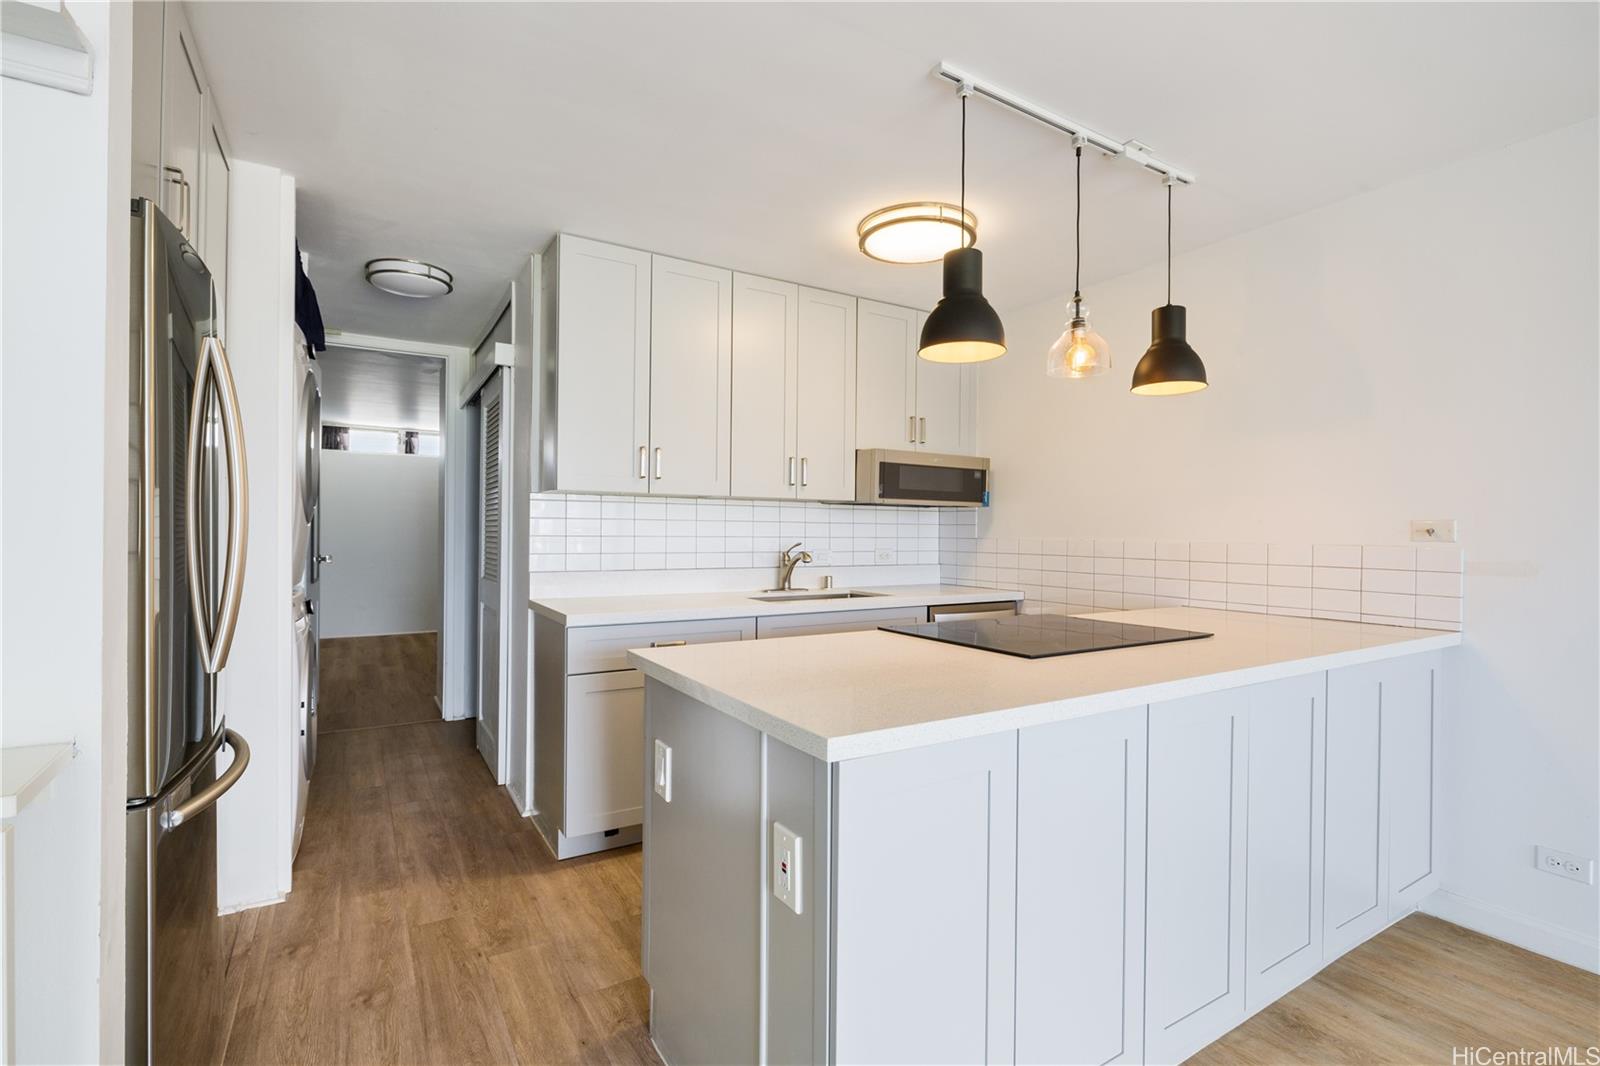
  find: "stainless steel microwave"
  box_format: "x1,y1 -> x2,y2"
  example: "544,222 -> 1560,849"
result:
855,449 -> 990,507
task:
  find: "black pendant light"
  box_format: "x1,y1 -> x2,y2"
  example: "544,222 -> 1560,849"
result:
918,88 -> 1006,364
1131,182 -> 1208,395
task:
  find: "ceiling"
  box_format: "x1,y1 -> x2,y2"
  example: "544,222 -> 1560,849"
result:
189,3 -> 1598,346
319,347 -> 442,432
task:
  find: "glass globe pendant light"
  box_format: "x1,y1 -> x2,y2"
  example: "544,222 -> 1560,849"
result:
1131,180 -> 1209,395
1046,142 -> 1110,379
918,86 -> 1006,364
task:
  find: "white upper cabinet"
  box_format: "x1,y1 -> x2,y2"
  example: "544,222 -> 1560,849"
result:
159,7 -> 204,244
856,300 -> 978,455
730,274 -> 798,499
856,300 -> 918,451
541,240 -> 980,497
548,235 -> 652,495
649,255 -> 733,497
733,278 -> 858,501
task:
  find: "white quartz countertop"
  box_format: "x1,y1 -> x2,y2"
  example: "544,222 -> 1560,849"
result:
627,606 -> 1461,762
529,584 -> 1022,627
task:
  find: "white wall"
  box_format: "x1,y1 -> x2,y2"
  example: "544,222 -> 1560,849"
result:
215,160 -> 297,912
319,451 -> 442,638
977,119 -> 1598,968
0,3 -> 131,1060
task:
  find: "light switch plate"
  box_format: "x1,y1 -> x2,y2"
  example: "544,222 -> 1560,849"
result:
653,739 -> 672,803
1410,519 -> 1458,543
772,821 -> 802,914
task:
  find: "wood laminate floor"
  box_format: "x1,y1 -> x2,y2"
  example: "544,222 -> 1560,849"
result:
210,661 -> 1596,1065
319,633 -> 441,733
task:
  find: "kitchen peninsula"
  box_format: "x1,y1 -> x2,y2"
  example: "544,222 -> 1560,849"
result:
629,607 -> 1460,1066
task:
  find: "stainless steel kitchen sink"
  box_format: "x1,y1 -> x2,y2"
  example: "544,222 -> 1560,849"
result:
749,590 -> 887,602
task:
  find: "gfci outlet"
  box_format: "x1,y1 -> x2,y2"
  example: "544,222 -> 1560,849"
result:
772,822 -> 802,915
1410,518 -> 1458,543
1536,845 -> 1595,884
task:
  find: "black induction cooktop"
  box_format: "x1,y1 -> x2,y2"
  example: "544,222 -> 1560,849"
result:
880,614 -> 1213,660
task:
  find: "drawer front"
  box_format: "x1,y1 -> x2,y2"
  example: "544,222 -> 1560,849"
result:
755,606 -> 926,639
567,617 -> 756,675
565,670 -> 645,838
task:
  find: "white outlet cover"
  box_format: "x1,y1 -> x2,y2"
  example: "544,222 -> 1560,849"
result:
1410,519 -> 1458,543
874,547 -> 896,564
1536,845 -> 1594,884
653,739 -> 672,803
772,821 -> 802,914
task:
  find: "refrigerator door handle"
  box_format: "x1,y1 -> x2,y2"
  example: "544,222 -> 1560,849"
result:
185,334 -> 250,674
160,729 -> 250,831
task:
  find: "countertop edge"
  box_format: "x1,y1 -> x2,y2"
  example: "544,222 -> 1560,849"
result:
628,627 -> 1463,762
1,741 -> 77,819
530,585 -> 1023,627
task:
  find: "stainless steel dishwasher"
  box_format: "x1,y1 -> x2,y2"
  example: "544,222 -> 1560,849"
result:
926,600 -> 1019,622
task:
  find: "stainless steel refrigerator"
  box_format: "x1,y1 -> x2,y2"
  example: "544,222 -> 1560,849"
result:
126,198 -> 252,1066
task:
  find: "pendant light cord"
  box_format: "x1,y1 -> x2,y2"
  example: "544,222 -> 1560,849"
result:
1166,182 -> 1173,306
959,92 -> 967,242
1073,145 -> 1083,304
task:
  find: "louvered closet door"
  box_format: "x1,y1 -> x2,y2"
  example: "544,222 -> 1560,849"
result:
476,372 -> 505,780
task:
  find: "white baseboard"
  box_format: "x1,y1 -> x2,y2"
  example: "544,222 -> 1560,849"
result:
1420,888 -> 1600,974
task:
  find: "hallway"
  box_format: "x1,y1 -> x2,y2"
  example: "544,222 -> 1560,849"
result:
214,713 -> 652,1064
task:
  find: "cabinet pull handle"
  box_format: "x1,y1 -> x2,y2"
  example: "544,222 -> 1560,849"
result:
162,165 -> 191,235
650,640 -> 687,648
788,456 -> 796,486
638,445 -> 648,479
800,457 -> 809,487
653,447 -> 662,479
919,417 -> 927,444
908,415 -> 916,443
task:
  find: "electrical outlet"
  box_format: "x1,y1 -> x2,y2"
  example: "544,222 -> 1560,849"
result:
809,549 -> 831,565
1536,845 -> 1594,884
1410,519 -> 1458,543
874,547 -> 896,564
653,739 -> 672,803
772,821 -> 802,914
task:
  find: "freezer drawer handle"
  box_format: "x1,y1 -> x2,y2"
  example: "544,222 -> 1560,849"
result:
161,729 -> 250,831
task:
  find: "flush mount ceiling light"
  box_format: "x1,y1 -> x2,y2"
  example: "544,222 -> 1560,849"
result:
918,83 -> 1006,364
1131,181 -> 1209,396
364,258 -> 454,298
1046,139 -> 1111,379
857,201 -> 976,264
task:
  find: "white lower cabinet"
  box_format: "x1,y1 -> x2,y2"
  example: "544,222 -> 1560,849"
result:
1383,652 -> 1440,916
1016,706 -> 1147,1066
1324,661 -> 1391,958
1144,690 -> 1249,1065
1244,674 -> 1326,1010
564,671 -> 645,838
832,731 -> 1017,1066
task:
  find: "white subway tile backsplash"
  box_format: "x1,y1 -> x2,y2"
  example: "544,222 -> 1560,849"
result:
1313,588 -> 1361,614
1124,558 -> 1156,578
1267,543 -> 1314,566
1155,560 -> 1189,580
1313,566 -> 1361,591
1094,539 -> 1123,558
1191,560 -> 1228,582
1191,541 -> 1228,563
1314,544 -> 1362,568
1228,542 -> 1267,565
1416,570 -> 1463,597
1156,540 -> 1189,561
1227,562 -> 1268,585
1124,540 -> 1155,560
1416,595 -> 1462,622
1267,585 -> 1312,610
1094,557 -> 1125,576
1361,591 -> 1416,619
1416,545 -> 1464,572
1362,568 -> 1416,594
1363,545 -> 1416,571
1267,564 -> 1312,588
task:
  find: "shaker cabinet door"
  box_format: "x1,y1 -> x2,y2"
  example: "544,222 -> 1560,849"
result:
855,300 -> 917,451
730,273 -> 798,499
1145,690 -> 1248,1065
1324,660 -> 1390,960
794,287 -> 857,501
554,236 -> 652,494
650,255 -> 733,497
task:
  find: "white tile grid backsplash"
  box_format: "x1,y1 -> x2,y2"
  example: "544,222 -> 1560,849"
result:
937,510 -> 1464,631
530,493 -> 942,574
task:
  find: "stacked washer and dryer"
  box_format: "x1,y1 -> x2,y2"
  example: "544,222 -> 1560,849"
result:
290,326 -> 321,857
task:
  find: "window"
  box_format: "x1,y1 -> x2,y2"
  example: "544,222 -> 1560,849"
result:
322,424 -> 441,456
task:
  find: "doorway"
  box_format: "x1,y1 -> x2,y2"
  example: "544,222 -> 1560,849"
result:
314,346 -> 446,733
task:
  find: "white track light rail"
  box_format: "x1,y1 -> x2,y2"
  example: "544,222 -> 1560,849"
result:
935,62 -> 1197,185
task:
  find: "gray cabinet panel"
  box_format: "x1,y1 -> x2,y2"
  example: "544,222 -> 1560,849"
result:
1324,662 -> 1389,958
1244,674 -> 1326,1010
755,606 -> 924,639
832,731 -> 1016,1065
1016,706 -> 1147,1066
1145,690 -> 1248,1065
1384,652 -> 1440,916
644,684 -> 761,1066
